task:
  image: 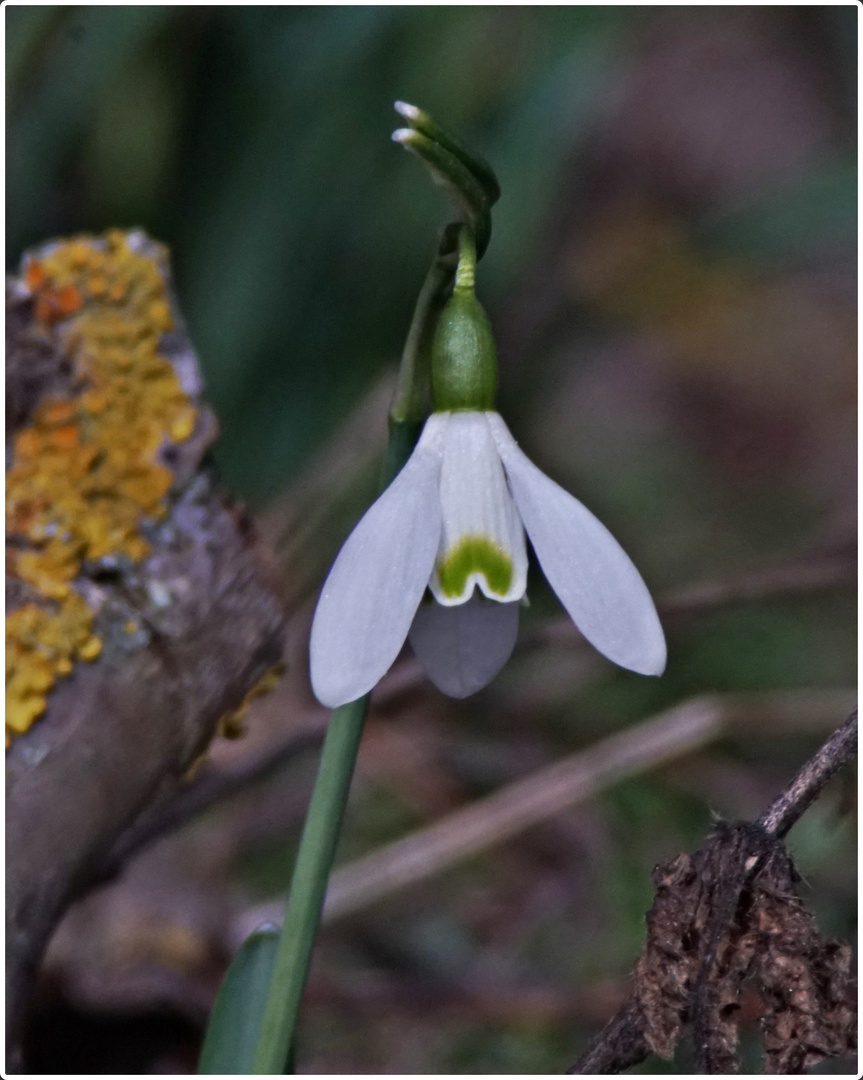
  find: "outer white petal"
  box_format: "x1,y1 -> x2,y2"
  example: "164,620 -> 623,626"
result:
408,595 -> 519,698
429,411 -> 528,606
309,415 -> 448,708
487,414 -> 666,676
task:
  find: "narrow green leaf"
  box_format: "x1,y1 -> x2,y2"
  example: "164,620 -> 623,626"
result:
199,926 -> 280,1074
394,100 -> 501,205
392,128 -> 492,257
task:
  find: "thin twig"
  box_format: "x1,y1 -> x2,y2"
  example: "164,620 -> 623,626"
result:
567,998 -> 649,1075
321,695 -> 726,922
91,720 -> 328,886
99,687 -> 854,919
659,553 -> 856,617
759,708 -> 857,839
527,552 -> 856,649
94,552 -> 855,891
232,689 -> 849,928
99,679 -> 854,929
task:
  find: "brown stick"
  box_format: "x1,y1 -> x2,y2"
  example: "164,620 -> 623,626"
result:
528,552 -> 856,649
77,547 -> 856,879
323,695 -> 726,922
92,720 -> 327,886
567,998 -> 650,1075
759,708 -> 857,839
5,234 -> 287,1067
228,689 -> 850,936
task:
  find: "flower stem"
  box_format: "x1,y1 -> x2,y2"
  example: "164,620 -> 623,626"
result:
454,226 -> 477,293
251,695 -> 367,1073
249,291 -> 439,1070
247,106 -> 499,1074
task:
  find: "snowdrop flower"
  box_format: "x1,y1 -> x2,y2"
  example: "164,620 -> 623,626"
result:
310,242 -> 665,709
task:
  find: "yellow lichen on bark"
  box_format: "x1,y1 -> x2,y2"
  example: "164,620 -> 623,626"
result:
5,595 -> 102,747
6,230 -> 199,746
216,662 -> 286,740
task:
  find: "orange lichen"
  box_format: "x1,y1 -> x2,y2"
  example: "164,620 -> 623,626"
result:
24,259 -> 46,291
6,230 -> 200,747
32,281 -> 84,324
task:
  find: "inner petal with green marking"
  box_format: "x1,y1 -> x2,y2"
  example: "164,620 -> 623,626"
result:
436,533 -> 513,600
428,411 -> 528,607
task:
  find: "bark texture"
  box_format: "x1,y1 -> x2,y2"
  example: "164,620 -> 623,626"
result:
6,232 -> 287,1064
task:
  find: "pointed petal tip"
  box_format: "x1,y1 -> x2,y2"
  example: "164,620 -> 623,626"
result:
314,688 -> 365,710
309,680 -> 349,711
629,650 -> 667,678
609,627 -> 667,678
488,413 -> 668,682
649,648 -> 668,678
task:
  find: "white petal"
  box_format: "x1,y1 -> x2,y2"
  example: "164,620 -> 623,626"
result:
309,415 -> 448,708
409,595 -> 519,698
488,414 -> 666,676
429,412 -> 527,606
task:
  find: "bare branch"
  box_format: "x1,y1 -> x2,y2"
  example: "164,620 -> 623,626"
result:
528,552 -> 856,649
567,999 -> 649,1075
322,695 -> 725,922
89,689 -> 854,920
5,234 -> 286,1065
222,690 -> 850,936
759,708 -> 857,839
91,720 -> 327,887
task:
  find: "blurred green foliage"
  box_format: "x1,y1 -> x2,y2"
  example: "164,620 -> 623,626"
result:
7,4 -> 629,502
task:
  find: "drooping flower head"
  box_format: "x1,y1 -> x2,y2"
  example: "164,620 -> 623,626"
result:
310,232 -> 665,708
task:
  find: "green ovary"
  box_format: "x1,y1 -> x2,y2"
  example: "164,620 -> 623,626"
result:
436,534 -> 513,598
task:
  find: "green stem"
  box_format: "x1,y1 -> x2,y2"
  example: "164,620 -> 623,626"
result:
389,247 -> 456,427
250,245 -> 452,1074
381,415 -> 424,489
251,696 -> 367,1073
249,107 -> 497,1075
453,226 -> 477,293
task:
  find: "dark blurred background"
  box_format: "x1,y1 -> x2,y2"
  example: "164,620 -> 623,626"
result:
7,5 -> 857,1074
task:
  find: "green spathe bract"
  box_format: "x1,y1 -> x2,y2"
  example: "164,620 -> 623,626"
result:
437,532 -> 513,598
431,288 -> 497,411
